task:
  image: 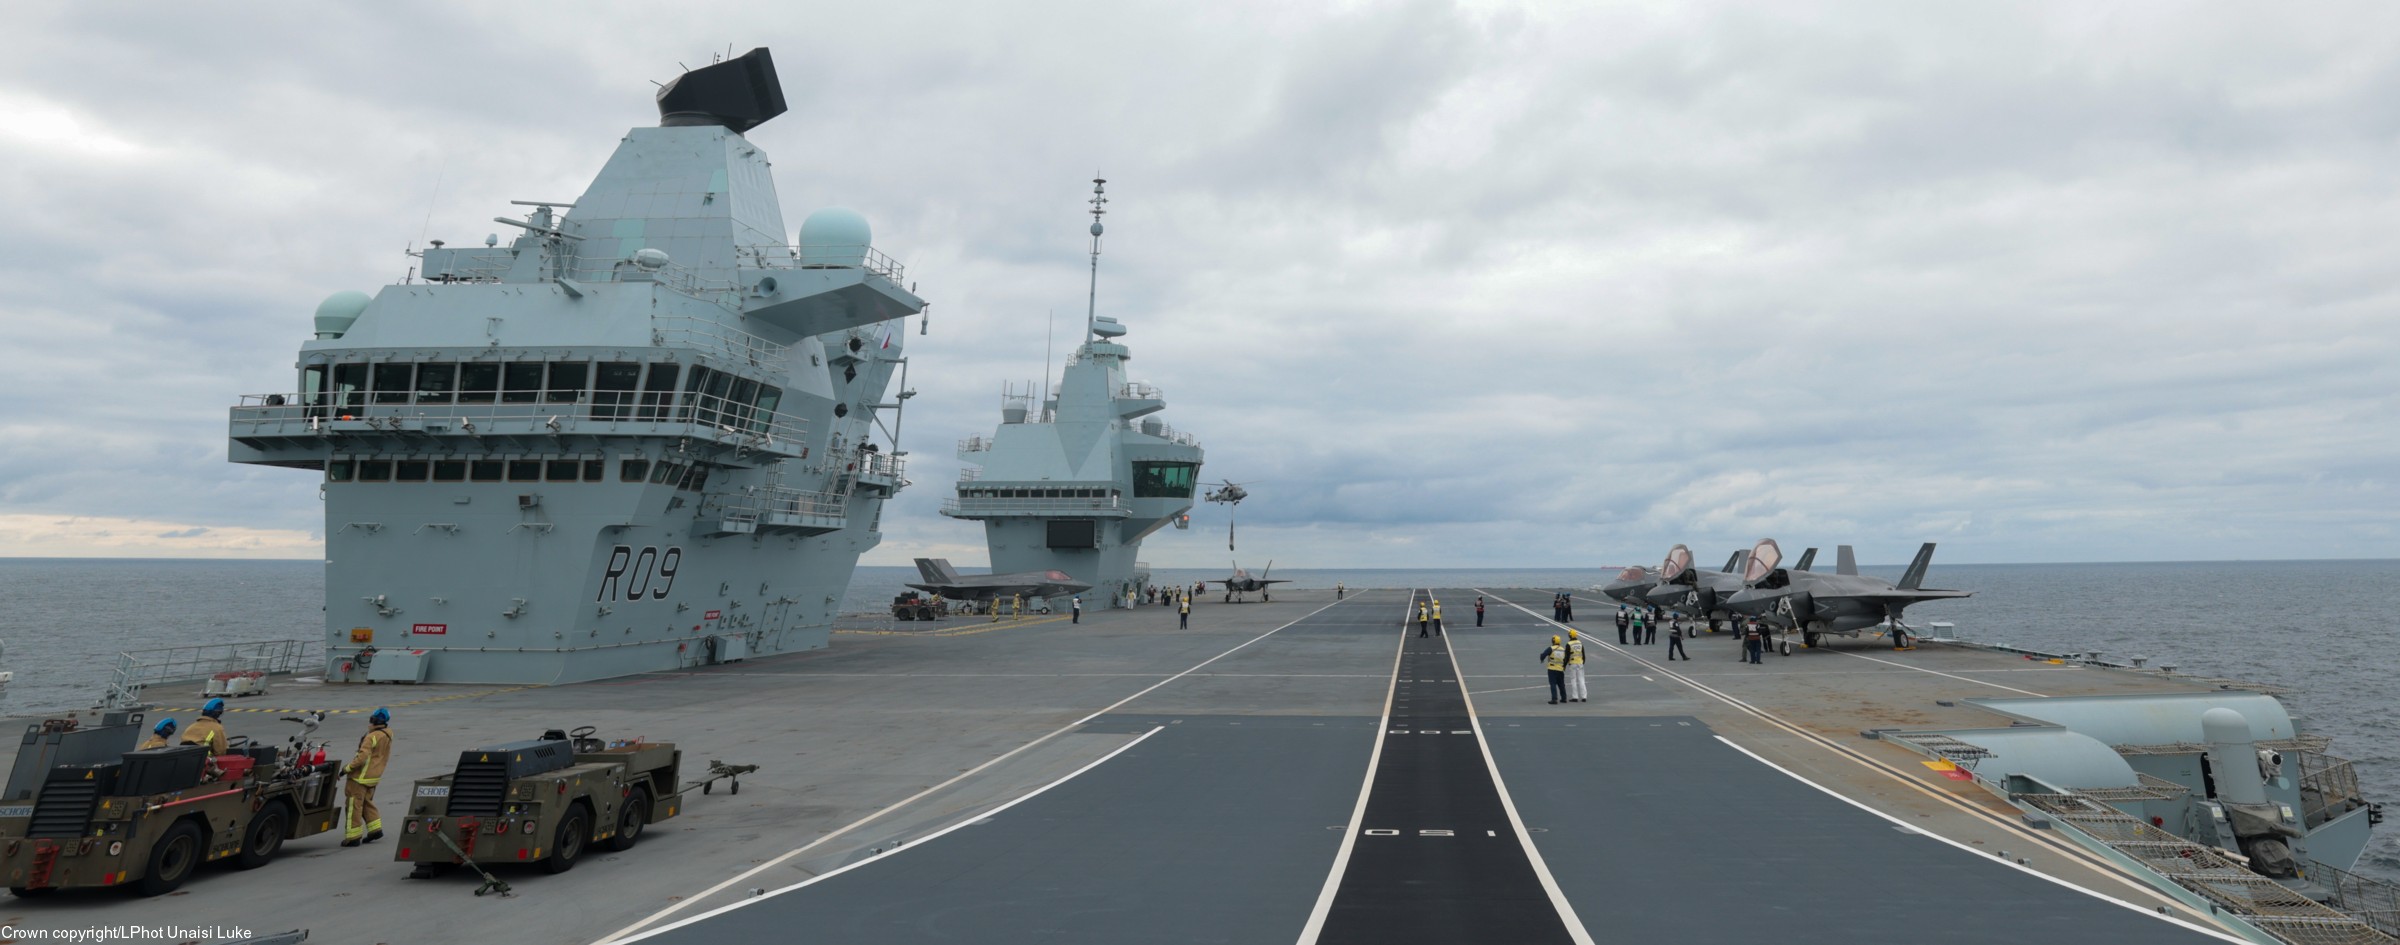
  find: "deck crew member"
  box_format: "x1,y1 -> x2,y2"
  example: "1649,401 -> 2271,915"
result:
1336,582 -> 1345,600
1178,594 -> 1191,630
341,708 -> 393,847
182,699 -> 229,756
1071,596 -> 1082,624
1474,596 -> 1486,627
1616,606 -> 1631,645
1564,629 -> 1588,702
139,717 -> 178,751
1743,619 -> 1764,665
1667,618 -> 1688,660
1562,594 -> 1573,623
1629,610 -> 1645,645
1644,612 -> 1659,646
1430,599 -> 1444,637
1417,601 -> 1431,637
1540,635 -> 1568,705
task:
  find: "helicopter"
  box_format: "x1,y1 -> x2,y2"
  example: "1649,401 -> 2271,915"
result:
1202,479 -> 1256,550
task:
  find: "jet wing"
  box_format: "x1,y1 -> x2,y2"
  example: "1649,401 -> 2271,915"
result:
1854,589 -> 1974,605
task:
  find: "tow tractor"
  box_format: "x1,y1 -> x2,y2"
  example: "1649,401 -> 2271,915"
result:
396,725 -> 752,894
0,712 -> 340,896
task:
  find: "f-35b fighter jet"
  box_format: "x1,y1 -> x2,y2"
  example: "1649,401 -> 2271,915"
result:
1722,540 -> 1970,649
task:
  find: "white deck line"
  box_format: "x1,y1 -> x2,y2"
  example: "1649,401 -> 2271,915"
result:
1713,735 -> 2248,944
1832,649 -> 2049,697
597,594 -> 1353,944
1292,590 -> 1417,945
616,725 -> 1166,943
1478,589 -> 2208,917
1441,622 -> 1596,945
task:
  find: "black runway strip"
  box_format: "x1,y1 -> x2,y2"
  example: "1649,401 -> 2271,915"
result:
1318,596 -> 1576,944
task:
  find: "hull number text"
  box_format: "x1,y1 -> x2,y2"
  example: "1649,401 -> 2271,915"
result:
597,545 -> 683,602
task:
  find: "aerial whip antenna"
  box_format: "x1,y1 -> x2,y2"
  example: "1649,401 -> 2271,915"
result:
1085,176 -> 1106,344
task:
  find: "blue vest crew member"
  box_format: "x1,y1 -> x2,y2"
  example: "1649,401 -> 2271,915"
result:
342,708 -> 393,846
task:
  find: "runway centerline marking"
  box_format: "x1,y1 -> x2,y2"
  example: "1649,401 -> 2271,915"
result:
1294,590 -> 1418,944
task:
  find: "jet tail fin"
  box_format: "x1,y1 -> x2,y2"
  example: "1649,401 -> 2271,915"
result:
915,558 -> 964,585
1836,546 -> 1858,576
1897,543 -> 1937,590
1721,551 -> 1743,572
1793,547 -> 1818,572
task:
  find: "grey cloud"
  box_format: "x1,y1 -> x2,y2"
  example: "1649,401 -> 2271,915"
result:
1,2 -> 2395,567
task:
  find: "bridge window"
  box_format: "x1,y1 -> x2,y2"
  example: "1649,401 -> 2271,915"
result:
651,461 -> 681,485
1132,462 -> 1197,498
357,460 -> 392,482
701,370 -> 733,426
593,362 -> 640,420
415,363 -> 456,404
470,460 -> 503,482
458,364 -> 499,404
326,460 -> 354,483
432,460 -> 466,482
545,459 -> 579,482
582,458 -> 605,481
302,366 -> 328,416
620,459 -> 650,482
640,364 -> 680,421
372,363 -> 413,405
681,367 -> 713,423
726,377 -> 759,429
331,364 -> 367,416
508,460 -> 540,482
545,362 -> 587,405
502,363 -> 543,404
395,460 -> 429,482
752,385 -> 782,432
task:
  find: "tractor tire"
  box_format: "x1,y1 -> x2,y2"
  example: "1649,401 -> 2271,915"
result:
233,802 -> 291,869
541,804 -> 590,874
135,820 -> 206,896
602,787 -> 650,852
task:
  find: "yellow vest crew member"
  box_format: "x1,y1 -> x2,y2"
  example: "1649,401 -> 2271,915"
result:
139,717 -> 178,750
182,699 -> 229,755
1540,635 -> 1569,705
1564,629 -> 1589,703
1430,600 -> 1444,637
342,708 -> 393,846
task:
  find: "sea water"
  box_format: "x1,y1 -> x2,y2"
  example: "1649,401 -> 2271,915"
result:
1,557 -> 2391,880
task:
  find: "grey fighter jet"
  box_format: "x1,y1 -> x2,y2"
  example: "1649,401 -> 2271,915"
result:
1206,561 -> 1289,602
1600,566 -> 1658,603
907,558 -> 1093,603
1644,545 -> 1817,628
1722,540 -> 1970,650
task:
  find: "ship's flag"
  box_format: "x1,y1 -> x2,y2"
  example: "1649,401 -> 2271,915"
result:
878,324 -> 893,349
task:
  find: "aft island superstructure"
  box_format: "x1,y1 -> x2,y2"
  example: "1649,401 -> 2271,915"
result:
942,181 -> 1203,607
227,49 -> 924,684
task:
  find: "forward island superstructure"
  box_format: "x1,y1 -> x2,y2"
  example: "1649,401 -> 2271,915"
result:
942,181 -> 1202,607
227,49 -> 925,684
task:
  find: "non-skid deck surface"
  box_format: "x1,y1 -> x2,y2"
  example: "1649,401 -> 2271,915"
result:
637,593 -> 2228,945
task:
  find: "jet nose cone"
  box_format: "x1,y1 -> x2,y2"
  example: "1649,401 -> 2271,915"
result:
1602,581 -> 1654,602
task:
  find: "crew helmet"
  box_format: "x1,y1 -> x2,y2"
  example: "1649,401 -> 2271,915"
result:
1568,629 -> 1578,639
201,698 -> 226,718
154,717 -> 178,736
370,707 -> 391,725
1552,634 -> 1562,644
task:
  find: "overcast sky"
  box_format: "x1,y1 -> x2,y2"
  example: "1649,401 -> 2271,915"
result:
2,2 -> 2395,568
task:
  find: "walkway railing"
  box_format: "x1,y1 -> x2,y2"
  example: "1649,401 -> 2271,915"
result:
104,640 -> 317,709
744,243 -> 908,286
232,388 -> 809,455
